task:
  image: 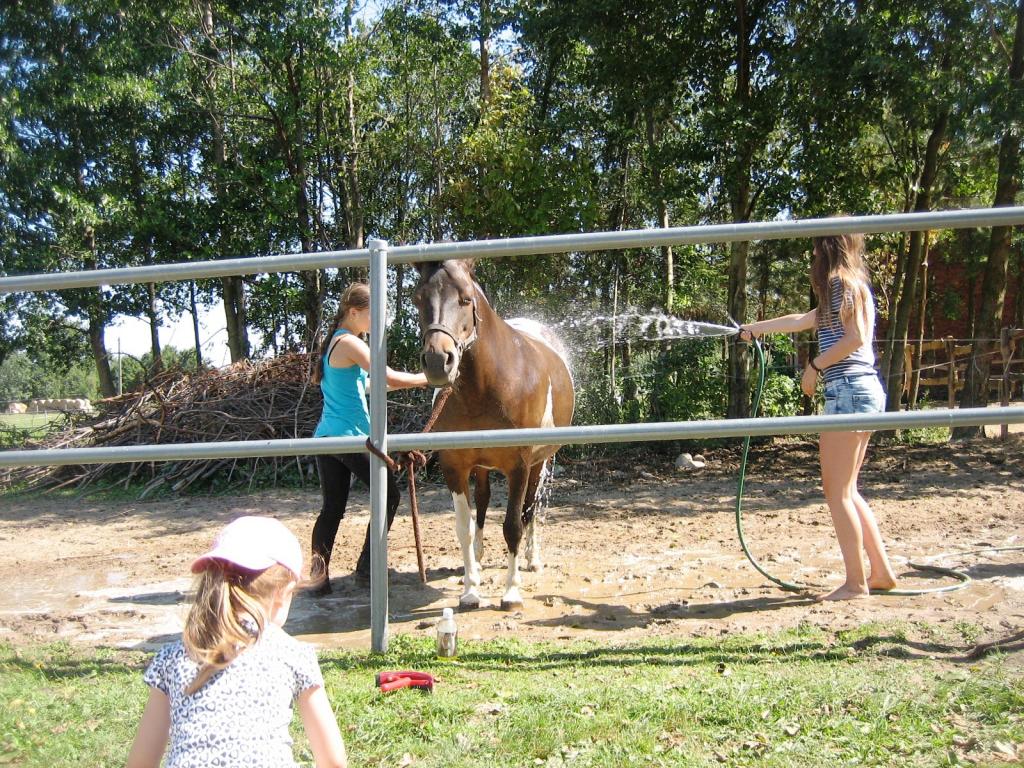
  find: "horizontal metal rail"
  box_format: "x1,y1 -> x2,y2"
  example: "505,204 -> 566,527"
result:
2,406 -> 1021,469
4,207 -> 1022,656
2,207 -> 1023,293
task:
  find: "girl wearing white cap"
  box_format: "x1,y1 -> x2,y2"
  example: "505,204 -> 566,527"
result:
126,516 -> 347,768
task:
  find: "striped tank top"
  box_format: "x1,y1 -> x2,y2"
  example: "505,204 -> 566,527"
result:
816,277 -> 878,384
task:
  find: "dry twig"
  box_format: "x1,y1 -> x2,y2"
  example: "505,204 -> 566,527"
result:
1,353 -> 435,497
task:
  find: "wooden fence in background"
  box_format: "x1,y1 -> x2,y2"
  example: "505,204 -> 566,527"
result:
905,328 -> 1024,438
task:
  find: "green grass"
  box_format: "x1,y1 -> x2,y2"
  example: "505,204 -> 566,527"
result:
896,425 -> 951,445
0,412 -> 61,432
2,625 -> 1022,767
0,412 -> 65,448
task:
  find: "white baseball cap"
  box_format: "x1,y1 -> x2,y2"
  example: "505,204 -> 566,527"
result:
191,516 -> 303,580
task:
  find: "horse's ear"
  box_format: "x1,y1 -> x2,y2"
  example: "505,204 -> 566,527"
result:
463,258 -> 477,274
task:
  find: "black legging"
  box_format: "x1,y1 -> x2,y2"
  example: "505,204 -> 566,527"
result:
312,452 -> 401,577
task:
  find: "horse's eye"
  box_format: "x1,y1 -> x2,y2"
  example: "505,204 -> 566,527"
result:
459,296 -> 472,306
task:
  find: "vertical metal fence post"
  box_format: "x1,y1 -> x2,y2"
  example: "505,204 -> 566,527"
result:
368,238 -> 389,653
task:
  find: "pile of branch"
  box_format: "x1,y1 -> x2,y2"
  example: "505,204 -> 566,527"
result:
2,353 -> 435,497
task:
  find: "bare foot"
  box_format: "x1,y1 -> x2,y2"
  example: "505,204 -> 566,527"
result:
815,584 -> 870,602
867,575 -> 897,592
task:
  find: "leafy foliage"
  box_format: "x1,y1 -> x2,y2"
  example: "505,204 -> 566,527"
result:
1,0 -> 1022,448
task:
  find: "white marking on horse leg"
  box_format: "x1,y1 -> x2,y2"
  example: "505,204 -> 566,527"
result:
474,524 -> 484,562
453,492 -> 483,608
501,550 -> 524,610
541,382 -> 555,428
523,517 -> 544,573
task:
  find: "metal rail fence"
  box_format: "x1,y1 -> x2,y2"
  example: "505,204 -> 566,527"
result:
3,207 -> 1024,652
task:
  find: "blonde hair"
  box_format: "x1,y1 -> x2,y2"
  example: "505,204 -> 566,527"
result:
182,562 -> 295,695
312,282 -> 370,385
811,233 -> 871,328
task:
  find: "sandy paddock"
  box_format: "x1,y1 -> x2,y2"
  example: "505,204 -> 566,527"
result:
0,434 -> 1021,656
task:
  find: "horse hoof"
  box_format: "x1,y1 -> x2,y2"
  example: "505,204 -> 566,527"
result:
500,599 -> 524,611
460,594 -> 484,609
525,561 -> 544,574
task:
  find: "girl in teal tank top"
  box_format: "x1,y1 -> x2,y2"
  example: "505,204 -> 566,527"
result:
309,283 -> 428,593
314,330 -> 370,438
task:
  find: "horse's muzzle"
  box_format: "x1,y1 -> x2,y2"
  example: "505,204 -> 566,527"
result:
421,349 -> 459,386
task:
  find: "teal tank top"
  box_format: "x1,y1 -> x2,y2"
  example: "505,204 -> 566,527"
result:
313,330 -> 371,438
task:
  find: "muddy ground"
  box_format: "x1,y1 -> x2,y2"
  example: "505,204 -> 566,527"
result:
0,432 -> 1022,656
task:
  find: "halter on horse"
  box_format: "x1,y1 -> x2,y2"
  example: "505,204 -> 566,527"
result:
413,259 -> 575,609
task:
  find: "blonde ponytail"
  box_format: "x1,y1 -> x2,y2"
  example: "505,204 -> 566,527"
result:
182,562 -> 294,695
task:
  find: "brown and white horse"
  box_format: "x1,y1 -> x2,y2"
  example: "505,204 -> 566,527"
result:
413,259 -> 575,609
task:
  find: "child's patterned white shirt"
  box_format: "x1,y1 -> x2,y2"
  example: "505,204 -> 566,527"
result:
143,622 -> 324,767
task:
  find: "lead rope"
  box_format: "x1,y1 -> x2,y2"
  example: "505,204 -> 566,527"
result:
365,387 -> 453,583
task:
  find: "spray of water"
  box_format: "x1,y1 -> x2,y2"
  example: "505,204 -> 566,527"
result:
506,309 -> 737,390
531,458 -> 554,525
553,310 -> 738,346
509,310 -> 735,522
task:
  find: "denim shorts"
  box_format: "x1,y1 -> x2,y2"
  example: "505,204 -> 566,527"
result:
823,374 -> 885,416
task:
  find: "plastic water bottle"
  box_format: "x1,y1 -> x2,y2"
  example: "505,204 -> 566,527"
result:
436,607 -> 458,659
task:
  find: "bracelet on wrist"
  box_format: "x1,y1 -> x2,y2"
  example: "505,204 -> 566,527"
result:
809,359 -> 823,374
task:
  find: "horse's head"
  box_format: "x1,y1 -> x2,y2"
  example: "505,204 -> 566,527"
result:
413,259 -> 481,386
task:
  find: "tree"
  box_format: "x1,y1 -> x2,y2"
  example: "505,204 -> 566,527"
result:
955,0 -> 1024,438
1,0 -> 173,396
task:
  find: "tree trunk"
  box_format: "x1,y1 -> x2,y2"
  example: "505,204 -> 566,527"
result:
147,282 -> 163,373
478,0 -> 491,109
431,61 -> 445,240
645,107 -> 674,311
909,232 -> 930,409
82,226 -> 115,397
757,245 -> 771,320
966,255 -> 978,339
295,131 -> 322,350
88,309 -> 116,398
200,0 -> 249,363
1015,241 -> 1024,328
727,0 -> 752,420
296,190 -> 322,350
395,263 -> 406,332
223,275 -> 249,363
219,284 -> 247,360
268,50 -> 322,350
880,202 -> 912,387
954,0 -> 1024,439
343,0 -> 364,250
884,103 -> 950,412
189,281 -> 203,368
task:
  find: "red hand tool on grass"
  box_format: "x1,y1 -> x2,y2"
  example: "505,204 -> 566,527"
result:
375,670 -> 436,694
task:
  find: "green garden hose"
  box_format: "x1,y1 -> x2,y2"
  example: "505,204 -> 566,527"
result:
734,336 -> 981,596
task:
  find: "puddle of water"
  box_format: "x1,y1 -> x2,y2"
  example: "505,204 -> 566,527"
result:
0,571 -> 109,613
